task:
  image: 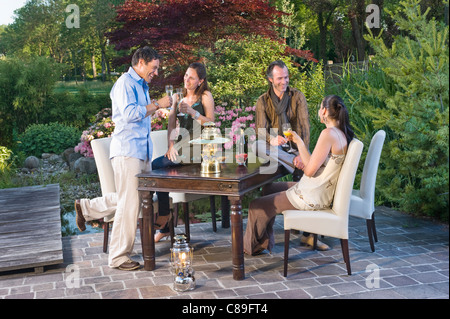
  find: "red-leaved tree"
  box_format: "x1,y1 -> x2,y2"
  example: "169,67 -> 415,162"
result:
108,0 -> 316,89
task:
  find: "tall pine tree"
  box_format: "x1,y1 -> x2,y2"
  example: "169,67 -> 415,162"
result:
362,0 -> 449,219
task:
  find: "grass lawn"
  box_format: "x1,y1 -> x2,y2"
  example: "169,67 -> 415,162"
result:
54,80 -> 114,95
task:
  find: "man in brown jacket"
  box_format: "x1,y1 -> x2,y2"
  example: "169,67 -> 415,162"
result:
254,60 -> 310,182
253,60 -> 329,250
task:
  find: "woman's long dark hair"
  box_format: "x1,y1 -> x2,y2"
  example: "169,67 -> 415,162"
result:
184,62 -> 210,98
322,95 -> 355,145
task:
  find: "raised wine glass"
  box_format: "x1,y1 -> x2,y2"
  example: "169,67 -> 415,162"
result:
165,85 -> 173,110
176,87 -> 185,116
282,123 -> 295,153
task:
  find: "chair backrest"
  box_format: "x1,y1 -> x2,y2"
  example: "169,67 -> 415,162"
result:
91,137 -> 115,196
359,130 -> 386,209
150,130 -> 168,160
332,138 -> 364,218
90,131 -> 168,196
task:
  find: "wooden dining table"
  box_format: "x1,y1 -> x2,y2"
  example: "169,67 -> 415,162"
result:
137,161 -> 287,280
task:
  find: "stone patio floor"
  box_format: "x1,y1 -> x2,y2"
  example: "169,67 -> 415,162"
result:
0,206 -> 448,301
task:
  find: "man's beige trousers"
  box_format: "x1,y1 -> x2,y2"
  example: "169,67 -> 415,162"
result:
80,156 -> 150,268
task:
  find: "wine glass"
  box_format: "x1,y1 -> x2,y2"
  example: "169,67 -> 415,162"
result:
281,123 -> 295,153
176,87 -> 185,116
165,85 -> 173,110
165,85 -> 173,97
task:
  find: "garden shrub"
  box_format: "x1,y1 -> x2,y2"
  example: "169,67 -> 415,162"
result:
0,146 -> 12,172
0,56 -> 62,148
336,0 -> 449,220
18,122 -> 81,157
43,90 -> 111,131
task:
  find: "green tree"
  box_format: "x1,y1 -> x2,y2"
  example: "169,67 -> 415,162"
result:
203,36 -> 323,107
0,0 -> 119,80
0,56 -> 62,147
361,0 -> 449,219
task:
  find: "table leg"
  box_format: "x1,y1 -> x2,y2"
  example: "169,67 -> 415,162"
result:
141,190 -> 155,271
229,196 -> 244,280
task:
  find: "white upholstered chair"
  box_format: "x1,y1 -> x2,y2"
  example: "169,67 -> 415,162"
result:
90,137 -> 119,253
282,138 -> 364,277
91,135 -> 158,252
349,130 -> 386,252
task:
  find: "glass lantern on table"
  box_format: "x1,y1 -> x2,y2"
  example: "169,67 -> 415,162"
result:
190,122 -> 229,174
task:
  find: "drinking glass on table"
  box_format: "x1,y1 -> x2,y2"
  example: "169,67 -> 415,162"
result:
176,87 -> 185,116
282,123 -> 295,153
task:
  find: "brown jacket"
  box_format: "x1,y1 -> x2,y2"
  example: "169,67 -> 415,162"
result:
255,87 -> 310,150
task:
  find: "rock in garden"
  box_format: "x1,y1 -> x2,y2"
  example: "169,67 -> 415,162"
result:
74,157 -> 97,175
62,148 -> 75,164
69,152 -> 83,170
47,154 -> 63,163
24,156 -> 40,169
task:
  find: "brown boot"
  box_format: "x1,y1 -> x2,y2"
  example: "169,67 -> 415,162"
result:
74,200 -> 86,232
300,234 -> 330,251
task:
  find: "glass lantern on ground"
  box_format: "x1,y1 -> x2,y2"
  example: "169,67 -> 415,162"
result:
170,234 -> 195,292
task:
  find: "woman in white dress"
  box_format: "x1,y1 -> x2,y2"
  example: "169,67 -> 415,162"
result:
244,95 -> 355,255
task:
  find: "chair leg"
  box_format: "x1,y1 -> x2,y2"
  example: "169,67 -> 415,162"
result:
210,196 -> 217,232
183,202 -> 190,242
138,217 -> 144,247
340,239 -> 352,275
169,209 -> 175,246
313,234 -> 318,250
371,213 -> 378,242
173,203 -> 179,227
103,222 -> 109,253
366,218 -> 376,252
284,230 -> 290,277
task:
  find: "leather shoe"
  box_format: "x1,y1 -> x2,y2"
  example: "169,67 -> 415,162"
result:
118,259 -> 140,271
74,200 -> 86,232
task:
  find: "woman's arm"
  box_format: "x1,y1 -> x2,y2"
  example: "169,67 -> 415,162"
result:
198,91 -> 215,124
181,91 -> 215,124
291,129 -> 333,177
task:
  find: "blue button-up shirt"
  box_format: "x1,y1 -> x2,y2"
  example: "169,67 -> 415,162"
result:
110,67 -> 153,161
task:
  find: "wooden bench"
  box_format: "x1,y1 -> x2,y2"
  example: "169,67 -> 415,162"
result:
0,184 -> 63,274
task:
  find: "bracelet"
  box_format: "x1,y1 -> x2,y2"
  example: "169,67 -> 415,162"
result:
192,111 -> 200,120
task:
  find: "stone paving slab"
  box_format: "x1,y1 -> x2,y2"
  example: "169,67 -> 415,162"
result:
0,206 -> 448,300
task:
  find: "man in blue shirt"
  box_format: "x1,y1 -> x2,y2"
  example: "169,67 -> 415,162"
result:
75,47 -> 172,271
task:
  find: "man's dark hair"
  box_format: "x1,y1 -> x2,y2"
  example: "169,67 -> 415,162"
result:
266,60 -> 288,80
131,46 -> 162,66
